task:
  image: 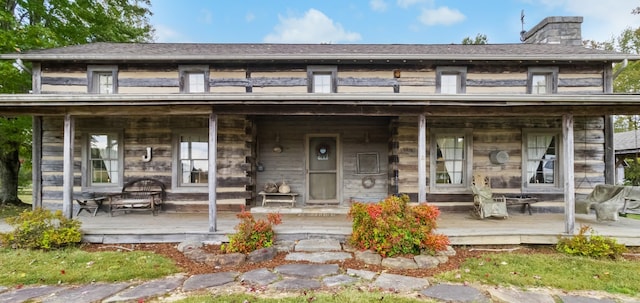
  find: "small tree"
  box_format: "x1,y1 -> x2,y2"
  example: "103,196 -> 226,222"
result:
222,207 -> 282,254
349,195 -> 449,257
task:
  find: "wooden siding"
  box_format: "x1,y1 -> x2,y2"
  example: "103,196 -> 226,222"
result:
38,62 -> 605,95
39,115 -> 250,210
255,116 -> 390,205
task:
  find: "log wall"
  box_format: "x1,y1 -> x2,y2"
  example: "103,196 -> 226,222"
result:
40,115 -> 250,211
395,116 -> 604,201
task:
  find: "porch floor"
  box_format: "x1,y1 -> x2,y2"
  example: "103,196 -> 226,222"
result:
56,207 -> 640,245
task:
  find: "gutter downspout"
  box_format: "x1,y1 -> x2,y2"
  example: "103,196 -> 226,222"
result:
613,58 -> 629,79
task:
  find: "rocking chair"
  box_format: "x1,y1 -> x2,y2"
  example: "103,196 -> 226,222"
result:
471,174 -> 508,219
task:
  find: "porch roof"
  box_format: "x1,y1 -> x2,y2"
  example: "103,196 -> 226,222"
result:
3,93 -> 640,116
1,42 -> 637,63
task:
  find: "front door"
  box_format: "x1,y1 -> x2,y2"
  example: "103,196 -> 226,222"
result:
306,135 -> 340,204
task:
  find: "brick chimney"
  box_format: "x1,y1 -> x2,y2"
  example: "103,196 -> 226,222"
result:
522,16 -> 583,46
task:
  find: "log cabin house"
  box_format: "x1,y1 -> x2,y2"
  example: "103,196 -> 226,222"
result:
2,16 -> 640,232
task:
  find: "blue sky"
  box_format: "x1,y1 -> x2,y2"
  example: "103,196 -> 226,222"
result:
150,0 -> 640,44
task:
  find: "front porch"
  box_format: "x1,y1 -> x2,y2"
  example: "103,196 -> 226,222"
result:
55,207 -> 640,246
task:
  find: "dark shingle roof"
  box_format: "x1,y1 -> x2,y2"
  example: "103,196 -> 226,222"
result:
2,42 -> 637,62
615,130 -> 640,153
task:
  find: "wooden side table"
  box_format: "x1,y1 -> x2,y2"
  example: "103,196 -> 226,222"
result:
75,196 -> 107,216
258,191 -> 298,207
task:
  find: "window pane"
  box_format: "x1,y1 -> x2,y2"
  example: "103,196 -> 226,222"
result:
440,74 -> 458,94
436,135 -> 465,184
97,73 -> 113,94
531,74 -> 547,94
313,73 -> 332,93
526,135 -> 556,184
89,134 -> 119,184
180,134 -> 208,185
187,72 -> 205,93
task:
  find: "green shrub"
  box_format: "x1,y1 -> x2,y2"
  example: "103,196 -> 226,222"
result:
556,225 -> 627,259
222,207 -> 282,254
348,194 -> 450,257
0,208 -> 82,250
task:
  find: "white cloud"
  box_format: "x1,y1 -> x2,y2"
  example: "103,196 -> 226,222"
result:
263,9 -> 362,43
418,6 -> 466,26
370,0 -> 388,12
154,24 -> 190,43
198,9 -> 213,25
397,0 -> 430,9
246,12 -> 255,22
533,0 -> 640,42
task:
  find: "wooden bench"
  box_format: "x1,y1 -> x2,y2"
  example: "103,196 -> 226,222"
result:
108,178 -> 166,216
258,191 -> 298,207
504,196 -> 538,215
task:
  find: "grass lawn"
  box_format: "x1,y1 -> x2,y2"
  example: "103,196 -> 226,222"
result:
436,251 -> 640,296
172,290 -> 434,303
0,247 -> 180,286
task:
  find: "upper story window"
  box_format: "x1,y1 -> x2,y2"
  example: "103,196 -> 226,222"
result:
308,66 -> 337,93
88,65 -> 118,94
436,66 -> 466,94
173,130 -> 209,187
523,129 -> 560,187
179,65 -> 209,93
430,128 -> 473,189
527,67 -> 558,94
82,131 -> 123,188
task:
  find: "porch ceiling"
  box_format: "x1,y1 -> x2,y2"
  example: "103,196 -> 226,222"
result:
2,93 -> 640,116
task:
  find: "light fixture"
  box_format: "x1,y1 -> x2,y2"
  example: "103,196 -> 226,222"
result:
364,131 -> 370,143
273,133 -> 283,153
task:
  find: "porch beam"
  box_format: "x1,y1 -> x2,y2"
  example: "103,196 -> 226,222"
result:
208,112 -> 218,232
563,114 -> 575,234
62,113 -> 74,218
418,114 -> 427,202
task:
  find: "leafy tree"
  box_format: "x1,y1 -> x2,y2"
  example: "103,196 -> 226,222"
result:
0,0 -> 154,205
461,33 -> 488,45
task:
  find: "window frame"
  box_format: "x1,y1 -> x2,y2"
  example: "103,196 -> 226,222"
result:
81,130 -> 124,190
521,128 -> 562,190
179,65 -> 210,93
172,129 -> 209,191
527,67 -> 558,94
436,66 -> 467,94
87,65 -> 118,94
429,128 -> 473,191
307,65 -> 337,93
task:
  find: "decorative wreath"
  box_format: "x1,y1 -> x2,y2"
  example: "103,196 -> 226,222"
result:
316,143 -> 330,156
362,176 -> 376,189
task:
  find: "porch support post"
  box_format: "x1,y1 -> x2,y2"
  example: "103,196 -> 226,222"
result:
208,112 -> 218,232
604,115 -> 615,184
62,114 -> 75,218
418,114 -> 427,202
32,116 -> 42,210
562,114 -> 575,234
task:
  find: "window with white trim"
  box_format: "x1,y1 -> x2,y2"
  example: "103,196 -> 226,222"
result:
527,67 -> 558,94
523,130 -> 560,186
308,65 -> 337,93
88,65 -> 118,94
430,129 -> 472,188
83,131 -> 123,187
179,65 -> 209,93
436,66 -> 466,94
174,131 -> 209,186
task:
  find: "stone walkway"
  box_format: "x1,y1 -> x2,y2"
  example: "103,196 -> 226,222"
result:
0,239 -> 638,303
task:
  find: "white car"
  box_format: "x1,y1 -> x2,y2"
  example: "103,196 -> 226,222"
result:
542,155 -> 555,183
